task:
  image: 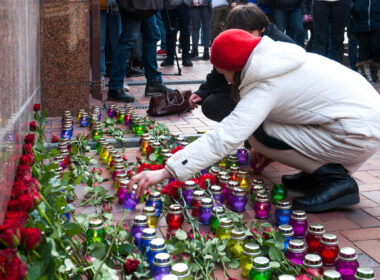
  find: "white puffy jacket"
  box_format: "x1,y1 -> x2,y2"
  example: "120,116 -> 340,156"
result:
166,36 -> 380,181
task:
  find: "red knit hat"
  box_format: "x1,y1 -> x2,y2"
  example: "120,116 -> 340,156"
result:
211,29 -> 262,72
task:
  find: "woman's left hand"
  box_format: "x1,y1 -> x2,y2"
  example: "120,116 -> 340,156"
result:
250,149 -> 273,173
128,169 -> 171,197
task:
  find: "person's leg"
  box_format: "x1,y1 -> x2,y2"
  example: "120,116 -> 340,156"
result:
189,7 -> 201,56
347,19 -> 358,71
106,11 -> 122,63
201,92 -> 237,122
287,8 -> 305,47
156,11 -> 167,51
100,10 -> 107,76
369,31 -> 380,82
356,32 -> 374,82
162,9 -> 176,63
177,4 -> 192,65
329,0 -> 351,63
211,8 -> 227,42
273,9 -> 287,33
201,5 -> 212,59
109,12 -> 141,90
311,0 -> 329,57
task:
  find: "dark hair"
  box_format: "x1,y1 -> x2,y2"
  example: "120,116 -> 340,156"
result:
226,4 -> 269,32
231,71 -> 242,102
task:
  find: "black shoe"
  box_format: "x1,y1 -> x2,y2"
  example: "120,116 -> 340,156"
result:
182,56 -> 193,67
161,59 -> 174,66
292,164 -> 359,212
202,48 -> 210,60
108,89 -> 135,103
190,48 -> 198,58
145,79 -> 168,96
244,140 -> 251,149
126,66 -> 144,77
282,171 -> 317,191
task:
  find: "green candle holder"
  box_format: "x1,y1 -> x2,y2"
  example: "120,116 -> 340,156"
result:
271,184 -> 288,204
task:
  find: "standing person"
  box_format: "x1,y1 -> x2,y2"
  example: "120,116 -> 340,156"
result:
311,0 -> 352,63
161,1 -> 193,67
108,0 -> 169,102
248,0 -> 274,22
189,0 -> 212,60
273,0 -> 305,46
189,4 -> 295,122
156,11 -> 167,55
351,0 -> 380,82
129,29 -> 380,213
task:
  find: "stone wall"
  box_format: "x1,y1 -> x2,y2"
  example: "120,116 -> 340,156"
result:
0,0 -> 41,222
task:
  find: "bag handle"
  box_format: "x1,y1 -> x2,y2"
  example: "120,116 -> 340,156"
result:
166,90 -> 185,106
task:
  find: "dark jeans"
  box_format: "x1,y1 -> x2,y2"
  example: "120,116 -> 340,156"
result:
109,13 -> 162,90
189,6 -> 211,49
201,91 -> 291,150
312,0 -> 351,63
356,31 -> 380,63
162,4 -> 191,59
273,8 -> 305,47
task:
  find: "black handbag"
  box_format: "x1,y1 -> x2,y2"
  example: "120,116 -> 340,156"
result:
116,0 -> 165,19
147,90 -> 193,117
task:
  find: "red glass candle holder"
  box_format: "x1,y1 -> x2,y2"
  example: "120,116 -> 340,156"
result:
306,223 -> 325,253
191,190 -> 204,217
319,233 -> 339,266
166,204 -> 184,231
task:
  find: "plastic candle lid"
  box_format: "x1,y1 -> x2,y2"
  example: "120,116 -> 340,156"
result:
288,239 -> 306,252
89,218 -> 104,230
211,206 -> 225,216
184,180 -> 196,189
218,217 -> 233,228
193,190 -> 205,199
338,247 -> 357,261
252,178 -> 264,184
321,233 -> 338,245
303,254 -> 322,268
171,263 -> 190,277
278,275 -> 296,280
237,170 -> 248,176
142,228 -> 156,239
119,179 -> 130,188
291,210 -> 307,220
255,193 -> 269,202
243,243 -> 260,256
210,185 -> 222,194
232,187 -> 246,196
168,204 -> 182,214
279,224 -> 294,236
228,155 -> 239,161
149,238 -> 166,251
355,268 -> 375,279
143,207 -> 156,216
323,270 -> 342,280
308,223 -> 325,234
153,252 -> 171,267
149,191 -> 161,201
133,215 -> 148,226
228,181 -> 239,188
252,256 -> 270,271
162,275 -> 178,280
230,166 -> 240,172
276,201 -> 292,210
200,198 -> 213,207
231,228 -> 246,240
252,184 -> 265,193
218,172 -> 230,178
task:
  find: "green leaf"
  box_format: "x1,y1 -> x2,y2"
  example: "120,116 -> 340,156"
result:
260,222 -> 272,228
63,223 -> 84,238
228,258 -> 240,269
175,229 -> 187,241
49,149 -> 61,157
148,153 -> 157,161
27,263 -> 43,280
268,247 -> 282,262
218,245 -> 226,252
269,261 -> 281,269
89,242 -> 107,259
119,243 -> 135,255
204,254 -> 213,260
73,175 -> 82,185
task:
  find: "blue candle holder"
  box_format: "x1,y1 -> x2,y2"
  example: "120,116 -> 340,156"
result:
275,201 -> 292,226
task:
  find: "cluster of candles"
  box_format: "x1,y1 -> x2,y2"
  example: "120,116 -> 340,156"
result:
61,110 -> 74,140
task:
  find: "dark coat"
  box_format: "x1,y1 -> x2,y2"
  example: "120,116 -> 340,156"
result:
351,0 -> 380,33
195,23 -> 296,100
275,0 -> 303,12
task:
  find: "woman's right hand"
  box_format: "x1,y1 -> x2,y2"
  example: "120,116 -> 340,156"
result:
189,93 -> 202,109
128,169 -> 171,197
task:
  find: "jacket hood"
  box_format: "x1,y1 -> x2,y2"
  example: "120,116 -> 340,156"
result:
239,36 -> 306,96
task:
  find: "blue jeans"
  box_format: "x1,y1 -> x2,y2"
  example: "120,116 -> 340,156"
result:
109,13 -> 162,90
101,11 -> 121,75
100,10 -> 107,75
273,8 -> 305,47
156,11 -> 167,50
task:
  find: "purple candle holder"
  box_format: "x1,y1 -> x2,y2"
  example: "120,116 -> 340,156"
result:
253,193 -> 271,219
285,239 -> 306,265
183,180 -> 196,205
237,149 -> 249,165
198,198 -> 213,224
210,185 -> 224,206
230,187 -> 247,212
123,191 -> 140,211
131,215 -> 148,247
289,210 -> 308,238
335,247 -> 359,280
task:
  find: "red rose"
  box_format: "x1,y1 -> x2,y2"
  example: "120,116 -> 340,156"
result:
15,165 -> 31,179
23,144 -> 32,155
0,248 -> 27,280
123,258 -> 140,275
296,275 -> 312,280
24,134 -> 35,145
21,228 -> 41,250
33,104 -> 40,111
19,154 -> 35,166
11,181 -> 29,198
51,135 -> 59,143
29,121 -> 37,131
0,225 -> 21,248
102,203 -> 113,213
198,173 -> 216,190
170,146 -> 184,154
9,190 -> 41,212
5,211 -> 29,227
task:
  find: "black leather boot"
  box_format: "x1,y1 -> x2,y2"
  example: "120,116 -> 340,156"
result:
282,171 -> 317,191
108,89 -> 135,103
161,59 -> 174,66
292,164 -> 359,212
145,79 -> 170,96
202,48 -> 210,60
182,55 -> 193,67
126,65 -> 144,77
190,48 -> 198,58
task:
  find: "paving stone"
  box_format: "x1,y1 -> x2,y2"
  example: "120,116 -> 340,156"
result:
343,209 -> 380,228
353,172 -> 380,184
361,191 -> 380,204
340,228 -> 380,241
354,240 -> 380,263
351,199 -> 379,209
363,206 -> 380,217
322,218 -> 360,231
359,183 -> 380,192
357,254 -> 379,268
